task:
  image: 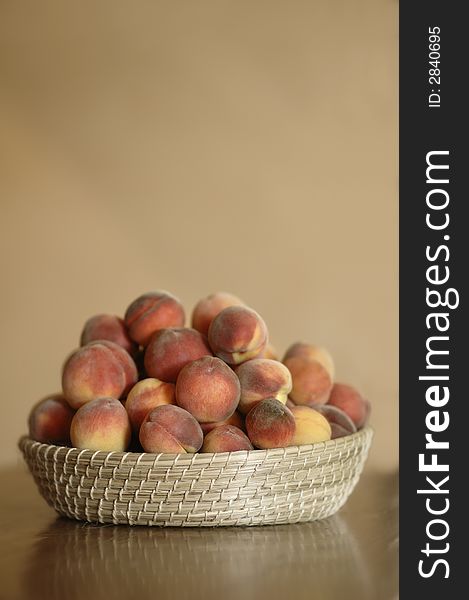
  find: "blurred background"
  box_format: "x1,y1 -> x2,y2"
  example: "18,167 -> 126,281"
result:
0,0 -> 397,470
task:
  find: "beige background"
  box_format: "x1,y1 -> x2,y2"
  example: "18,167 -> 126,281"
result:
0,0 -> 397,469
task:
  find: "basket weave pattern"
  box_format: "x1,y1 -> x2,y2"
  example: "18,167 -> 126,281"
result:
20,427 -> 372,527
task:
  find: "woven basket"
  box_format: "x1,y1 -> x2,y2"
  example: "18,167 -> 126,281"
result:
19,427 -> 372,527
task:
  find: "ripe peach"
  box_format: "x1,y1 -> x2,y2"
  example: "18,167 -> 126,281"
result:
96,340 -> 138,393
208,306 -> 268,365
259,343 -> 279,360
176,356 -> 240,423
125,378 -> 175,433
139,405 -> 203,453
245,398 -> 295,449
70,397 -> 131,452
313,404 -> 357,439
28,394 -> 75,445
124,291 -> 185,346
237,358 -> 292,415
283,342 -> 335,378
327,383 -> 370,429
144,328 -> 212,383
289,406 -> 331,446
62,341 -> 138,409
283,356 -> 332,406
201,425 -> 253,453
191,292 -> 245,336
80,314 -> 137,356
286,398 -> 296,409
200,410 -> 245,435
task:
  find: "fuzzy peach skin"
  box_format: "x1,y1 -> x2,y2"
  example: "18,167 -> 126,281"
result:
125,378 -> 175,433
144,328 -> 212,383
289,406 -> 331,446
208,306 -> 268,365
139,405 -> 203,453
176,356 -> 240,423
327,383 -> 370,429
258,343 -> 279,361
191,292 -> 245,336
236,358 -> 292,415
200,410 -> 245,435
28,394 -> 75,445
62,341 -> 138,409
283,342 -> 335,379
124,291 -> 185,346
96,340 -> 138,393
283,356 -> 332,406
80,314 -> 137,357
313,404 -> 357,439
70,397 -> 131,451
245,398 -> 295,449
201,425 -> 253,453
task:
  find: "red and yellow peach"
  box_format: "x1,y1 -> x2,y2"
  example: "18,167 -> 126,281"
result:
80,314 -> 137,356
237,358 -> 292,415
327,383 -> 370,429
289,406 -> 331,445
245,398 -> 295,449
144,328 -> 212,383
176,356 -> 240,423
191,292 -> 245,336
70,397 -> 131,452
28,394 -> 75,445
208,306 -> 268,365
125,378 -> 175,433
201,425 -> 253,453
313,404 -> 357,439
200,410 -> 245,435
62,340 -> 138,409
139,405 -> 203,453
283,356 -> 332,406
125,291 -> 185,346
283,342 -> 335,378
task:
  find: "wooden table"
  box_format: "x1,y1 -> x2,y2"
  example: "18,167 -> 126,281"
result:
0,465 -> 397,599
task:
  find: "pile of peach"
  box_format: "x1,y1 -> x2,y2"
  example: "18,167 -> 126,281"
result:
28,291 -> 370,454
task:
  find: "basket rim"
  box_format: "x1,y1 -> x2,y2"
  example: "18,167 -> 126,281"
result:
18,425 -> 373,460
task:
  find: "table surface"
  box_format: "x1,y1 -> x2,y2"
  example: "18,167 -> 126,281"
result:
0,465 -> 398,600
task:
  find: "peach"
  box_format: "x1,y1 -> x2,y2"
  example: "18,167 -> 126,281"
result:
191,292 -> 245,336
139,405 -> 203,453
200,410 -> 245,435
286,398 -> 296,409
125,378 -> 175,433
62,341 -> 138,409
176,356 -> 240,423
70,397 -> 131,452
80,314 -> 137,356
327,383 -> 370,429
208,306 -> 268,365
124,291 -> 185,346
28,394 -> 75,445
237,358 -> 292,415
289,406 -> 331,446
259,343 -> 279,360
201,425 -> 253,453
144,328 -> 212,383
283,342 -> 335,378
97,340 -> 138,393
245,398 -> 295,449
313,404 -> 357,439
283,356 -> 332,406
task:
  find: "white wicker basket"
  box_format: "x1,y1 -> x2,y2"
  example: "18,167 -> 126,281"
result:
19,427 -> 372,527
